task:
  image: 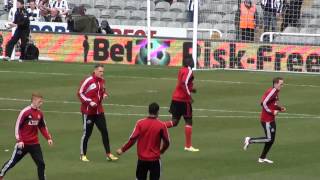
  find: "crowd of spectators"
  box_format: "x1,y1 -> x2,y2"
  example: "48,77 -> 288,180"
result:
5,0 -> 69,22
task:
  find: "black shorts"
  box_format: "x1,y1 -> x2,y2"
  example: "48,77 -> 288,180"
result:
169,100 -> 192,120
136,159 -> 161,180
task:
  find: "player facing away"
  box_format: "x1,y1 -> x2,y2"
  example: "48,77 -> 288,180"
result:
243,77 -> 286,164
0,93 -> 53,180
117,102 -> 170,180
77,64 -> 118,162
164,58 -> 199,152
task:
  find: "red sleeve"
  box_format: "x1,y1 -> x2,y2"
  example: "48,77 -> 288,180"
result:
15,108 -> 29,143
38,114 -> 52,140
181,68 -> 192,96
160,124 -> 170,154
78,77 -> 94,105
262,88 -> 277,114
121,122 -> 140,153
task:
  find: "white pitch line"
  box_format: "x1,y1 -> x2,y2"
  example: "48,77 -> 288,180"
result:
0,108 -> 318,119
0,108 -> 210,118
0,70 -> 71,76
0,97 -> 319,118
0,70 -> 320,88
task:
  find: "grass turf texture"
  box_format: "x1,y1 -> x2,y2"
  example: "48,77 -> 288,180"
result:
0,61 -> 320,180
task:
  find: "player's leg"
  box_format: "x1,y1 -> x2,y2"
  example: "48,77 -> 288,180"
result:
19,29 -> 30,60
0,144 -> 27,178
165,100 -> 182,128
136,160 -> 148,180
5,29 -> 20,58
149,160 -> 161,180
29,144 -> 46,180
183,102 -> 199,152
80,114 -> 94,161
95,113 -> 118,161
243,121 -> 272,150
259,121 -> 276,162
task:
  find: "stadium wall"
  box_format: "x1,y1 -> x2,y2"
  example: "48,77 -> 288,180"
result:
0,30 -> 319,73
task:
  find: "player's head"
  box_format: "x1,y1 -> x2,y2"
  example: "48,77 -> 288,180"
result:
84,35 -> 88,40
17,0 -> 24,8
183,58 -> 194,68
93,64 -> 104,78
31,92 -> 44,109
148,102 -> 160,117
273,77 -> 284,90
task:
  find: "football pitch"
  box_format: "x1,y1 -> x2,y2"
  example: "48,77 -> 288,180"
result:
0,61 -> 320,180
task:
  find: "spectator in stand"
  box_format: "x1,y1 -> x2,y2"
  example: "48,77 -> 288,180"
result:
27,0 -> 40,21
4,0 -> 13,11
261,0 -> 284,32
38,0 -> 51,21
7,5 -> 16,21
238,0 -> 258,41
281,0 -> 303,31
187,0 -> 203,22
50,0 -> 69,17
48,8 -> 62,22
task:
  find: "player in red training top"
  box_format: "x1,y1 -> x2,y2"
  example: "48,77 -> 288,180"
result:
117,102 -> 170,180
77,64 -> 118,162
164,58 -> 199,152
0,93 -> 53,180
243,77 -> 286,164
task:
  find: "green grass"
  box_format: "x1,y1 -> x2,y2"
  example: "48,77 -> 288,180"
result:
0,61 -> 320,180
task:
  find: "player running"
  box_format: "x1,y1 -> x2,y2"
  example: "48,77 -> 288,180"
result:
164,58 -> 199,152
243,77 -> 286,164
117,102 -> 170,180
0,93 -> 53,180
78,64 -> 118,162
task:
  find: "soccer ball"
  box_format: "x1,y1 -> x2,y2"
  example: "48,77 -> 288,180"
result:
135,40 -> 170,65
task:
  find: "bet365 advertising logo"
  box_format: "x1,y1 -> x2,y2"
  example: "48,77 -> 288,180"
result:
93,38 -> 171,66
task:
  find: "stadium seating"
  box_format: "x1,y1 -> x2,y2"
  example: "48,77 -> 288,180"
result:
2,0 -> 320,43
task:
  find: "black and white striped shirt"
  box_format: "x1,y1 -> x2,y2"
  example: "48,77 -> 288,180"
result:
187,0 -> 202,11
27,8 -> 40,21
50,0 -> 69,11
261,0 -> 284,13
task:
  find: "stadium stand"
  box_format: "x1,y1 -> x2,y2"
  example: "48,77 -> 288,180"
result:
1,0 -> 320,44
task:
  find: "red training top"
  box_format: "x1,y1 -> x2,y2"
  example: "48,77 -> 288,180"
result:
260,87 -> 282,122
78,73 -> 106,115
172,66 -> 194,102
121,117 -> 170,161
15,105 -> 52,145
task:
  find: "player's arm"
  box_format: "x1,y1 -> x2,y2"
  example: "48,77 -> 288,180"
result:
275,101 -> 286,112
160,125 -> 170,154
15,110 -> 27,148
262,89 -> 277,115
78,78 -> 96,107
102,80 -> 109,99
117,123 -> 140,155
181,69 -> 193,96
38,115 -> 53,146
